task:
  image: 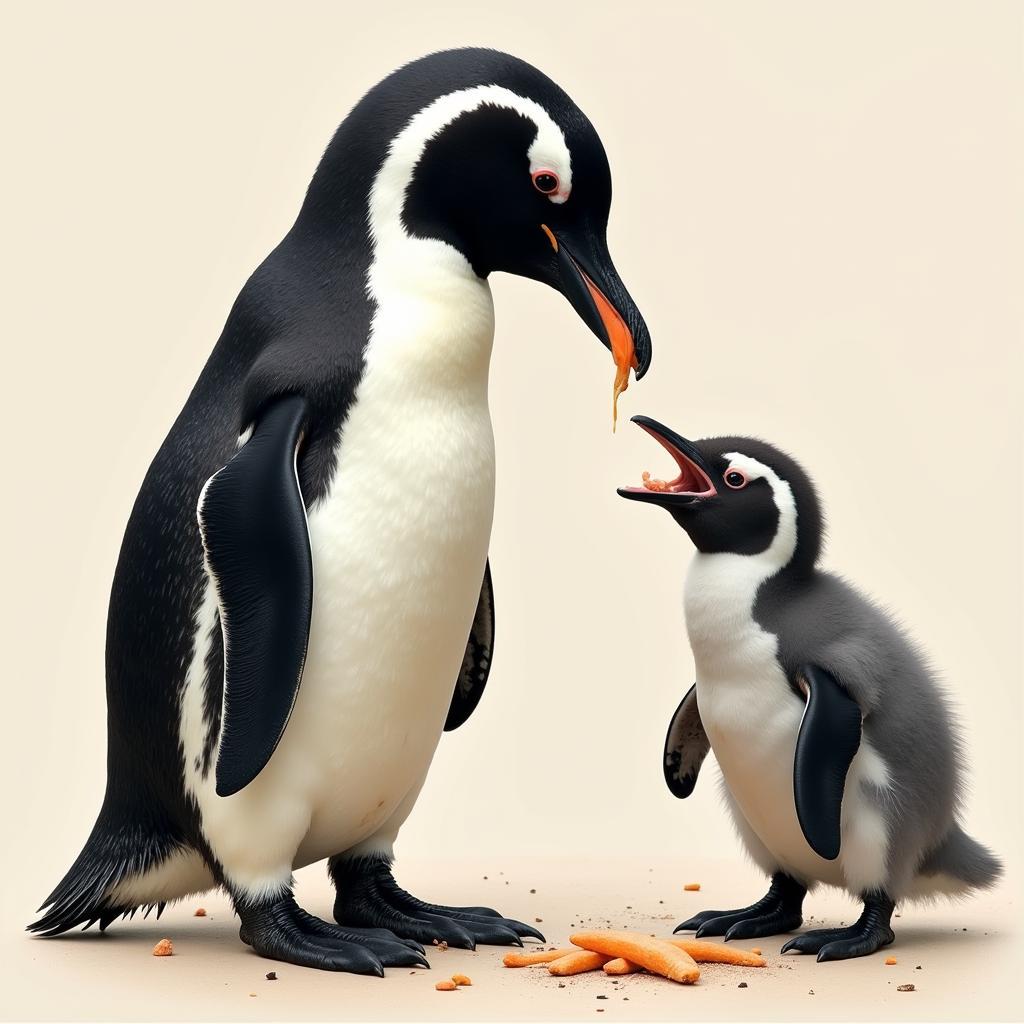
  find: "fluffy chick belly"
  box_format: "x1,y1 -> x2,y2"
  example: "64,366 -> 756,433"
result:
701,677 -> 846,887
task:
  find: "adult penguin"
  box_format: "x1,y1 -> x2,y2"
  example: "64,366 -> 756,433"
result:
30,48 -> 652,973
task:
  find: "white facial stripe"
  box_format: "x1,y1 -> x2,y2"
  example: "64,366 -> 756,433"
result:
724,452 -> 798,569
368,84 -> 573,253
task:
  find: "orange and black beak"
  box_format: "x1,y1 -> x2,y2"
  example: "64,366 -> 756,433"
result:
543,223 -> 653,385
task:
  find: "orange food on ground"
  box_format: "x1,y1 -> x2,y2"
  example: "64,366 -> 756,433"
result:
451,973 -> 472,986
193,907 -> 207,917
503,947 -> 577,968
604,958 -> 641,975
435,979 -> 457,991
672,939 -> 765,967
684,883 -> 701,891
548,950 -> 612,976
152,938 -> 173,957
571,930 -> 700,984
885,957 -> 897,965
606,939 -> 765,973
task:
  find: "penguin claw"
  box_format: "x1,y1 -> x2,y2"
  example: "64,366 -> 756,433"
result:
435,912 -> 543,944
816,933 -> 892,962
675,909 -> 730,933
722,911 -> 804,941
679,873 -> 807,940
781,929 -> 846,955
331,858 -> 543,948
292,910 -> 430,968
462,922 -> 523,947
234,893 -> 422,973
245,928 -> 388,974
694,915 -> 742,939
692,909 -> 803,940
781,892 -> 895,962
782,924 -> 895,962
338,907 -> 479,951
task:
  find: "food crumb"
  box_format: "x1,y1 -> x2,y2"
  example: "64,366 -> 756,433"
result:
738,982 -> 748,988
808,989 -> 815,995
249,993 -> 256,998
597,995 -> 608,1000
530,888 -> 537,894
430,939 -> 449,951
265,971 -> 277,981
885,957 -> 897,965
558,983 -> 566,989
535,918 -> 543,923
435,980 -> 457,991
897,984 -> 916,992
684,883 -> 701,892
194,907 -> 207,917
452,973 -> 472,987
152,938 -> 173,957
916,965 -> 922,970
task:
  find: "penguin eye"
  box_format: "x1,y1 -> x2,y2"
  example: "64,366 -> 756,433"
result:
532,170 -> 560,195
724,469 -> 748,489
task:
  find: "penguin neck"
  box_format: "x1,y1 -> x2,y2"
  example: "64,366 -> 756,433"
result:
683,488 -> 798,655
365,235 -> 495,390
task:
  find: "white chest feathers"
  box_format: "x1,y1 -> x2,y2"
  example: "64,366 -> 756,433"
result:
180,240 -> 498,896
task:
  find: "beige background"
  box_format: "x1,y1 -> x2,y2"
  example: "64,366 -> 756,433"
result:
1,0 -> 1021,1020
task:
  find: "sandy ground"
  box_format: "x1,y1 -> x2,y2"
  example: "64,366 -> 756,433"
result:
2,854 -> 1019,1022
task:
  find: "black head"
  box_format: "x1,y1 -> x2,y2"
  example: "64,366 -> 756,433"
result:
618,416 -> 824,571
300,48 -> 651,382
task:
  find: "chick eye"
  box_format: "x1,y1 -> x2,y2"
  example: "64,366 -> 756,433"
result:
532,170 -> 560,195
724,469 -> 748,489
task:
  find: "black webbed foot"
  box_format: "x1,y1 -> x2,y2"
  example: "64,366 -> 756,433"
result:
675,872 -> 806,940
781,891 -> 895,962
330,856 -> 544,950
291,904 -> 427,958
235,891 -> 429,973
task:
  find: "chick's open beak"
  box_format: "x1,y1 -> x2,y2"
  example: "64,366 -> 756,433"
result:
617,415 -> 716,508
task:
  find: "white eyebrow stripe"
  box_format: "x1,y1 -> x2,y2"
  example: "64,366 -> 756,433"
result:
368,84 -> 573,247
724,451 -> 799,568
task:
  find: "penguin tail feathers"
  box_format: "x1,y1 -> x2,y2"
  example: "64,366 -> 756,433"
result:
915,824 -> 1003,897
28,802 -> 184,937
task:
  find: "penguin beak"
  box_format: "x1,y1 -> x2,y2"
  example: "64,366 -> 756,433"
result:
617,415 -> 716,508
542,224 -> 653,381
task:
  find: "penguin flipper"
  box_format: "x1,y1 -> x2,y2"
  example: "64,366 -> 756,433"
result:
793,664 -> 862,861
664,683 -> 710,798
198,394 -> 313,798
443,560 -> 494,731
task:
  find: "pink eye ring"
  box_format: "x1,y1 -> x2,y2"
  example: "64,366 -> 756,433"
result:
532,169 -> 560,195
724,468 -> 748,489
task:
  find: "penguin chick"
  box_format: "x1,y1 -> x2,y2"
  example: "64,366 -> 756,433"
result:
619,416 -> 1001,962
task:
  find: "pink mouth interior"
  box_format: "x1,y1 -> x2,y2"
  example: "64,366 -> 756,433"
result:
621,423 -> 718,497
